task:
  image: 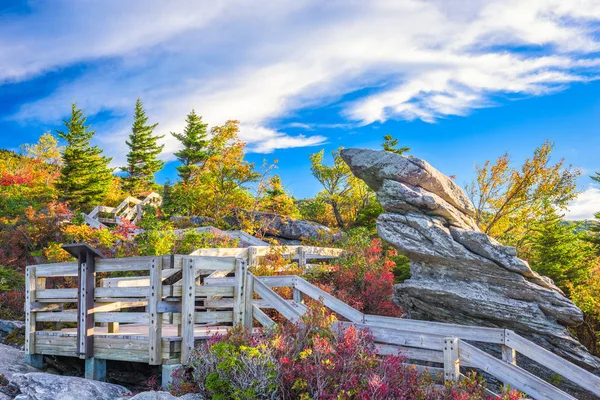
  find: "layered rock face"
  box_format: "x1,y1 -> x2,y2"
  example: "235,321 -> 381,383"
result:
340,148 -> 599,371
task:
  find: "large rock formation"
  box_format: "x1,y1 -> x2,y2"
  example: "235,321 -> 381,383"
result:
341,148 -> 600,371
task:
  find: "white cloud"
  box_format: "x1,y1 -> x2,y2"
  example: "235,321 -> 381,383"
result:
3,0 -> 600,165
565,187 -> 600,220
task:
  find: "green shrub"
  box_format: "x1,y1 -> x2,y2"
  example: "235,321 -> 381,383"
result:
0,266 -> 24,290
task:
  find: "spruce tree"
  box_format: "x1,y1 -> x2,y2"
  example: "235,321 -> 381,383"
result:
171,110 -> 209,181
121,98 -> 165,195
588,171 -> 600,247
527,206 -> 595,293
56,103 -> 114,211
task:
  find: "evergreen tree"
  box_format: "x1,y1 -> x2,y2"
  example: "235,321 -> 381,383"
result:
382,134 -> 410,155
121,98 -> 164,195
56,104 -> 114,211
171,110 -> 209,181
526,206 -> 596,294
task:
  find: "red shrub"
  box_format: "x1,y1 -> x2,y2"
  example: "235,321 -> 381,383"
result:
307,230 -> 403,317
0,289 -> 26,320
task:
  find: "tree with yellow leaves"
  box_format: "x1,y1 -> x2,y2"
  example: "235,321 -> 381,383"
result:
466,140 -> 580,247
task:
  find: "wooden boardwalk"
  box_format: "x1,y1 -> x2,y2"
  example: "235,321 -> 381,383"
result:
24,244 -> 600,399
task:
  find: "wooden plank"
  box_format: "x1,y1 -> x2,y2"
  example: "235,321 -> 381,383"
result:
243,273 -> 254,328
171,285 -> 234,297
195,311 -> 234,324
25,266 -> 37,355
78,252 -> 97,359
95,312 -> 149,324
203,277 -> 235,286
294,277 -> 363,322
293,288 -> 302,304
443,337 -> 460,383
35,262 -> 78,277
180,257 -> 195,364
95,256 -> 156,273
93,301 -> 147,312
185,255 -> 237,270
30,302 -> 64,312
248,246 -> 258,268
157,301 -> 182,313
95,287 -> 149,298
232,259 -> 247,325
253,279 -> 304,323
197,286 -> 235,297
36,288 -> 78,299
148,256 -> 163,365
258,275 -> 296,287
363,314 -> 505,344
376,344 -> 444,363
94,348 -> 149,363
252,305 -> 276,328
36,311 -> 78,322
341,322 -> 445,351
297,247 -> 306,270
505,330 -> 600,397
458,340 -> 576,400
189,248 -> 246,258
95,337 -> 148,351
36,335 -> 77,347
102,268 -> 180,288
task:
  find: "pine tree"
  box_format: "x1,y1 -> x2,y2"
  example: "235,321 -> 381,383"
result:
121,98 -> 164,195
526,206 -> 596,294
171,110 -> 209,181
382,134 -> 410,155
56,104 -> 114,211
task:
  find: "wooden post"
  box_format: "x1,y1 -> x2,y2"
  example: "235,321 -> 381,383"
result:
297,247 -> 306,271
233,259 -> 248,325
62,244 -> 104,360
149,256 -> 163,365
85,357 -> 106,381
25,265 -> 43,368
180,257 -> 195,364
243,273 -> 254,328
293,288 -> 302,304
248,246 -> 258,268
501,344 -> 517,365
443,337 -> 460,383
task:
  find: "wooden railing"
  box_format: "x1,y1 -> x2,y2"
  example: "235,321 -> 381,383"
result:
83,192 -> 162,228
244,275 -> 600,400
24,246 -> 600,399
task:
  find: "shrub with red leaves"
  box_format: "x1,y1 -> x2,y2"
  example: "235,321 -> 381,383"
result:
186,305 -> 523,400
306,228 -> 403,317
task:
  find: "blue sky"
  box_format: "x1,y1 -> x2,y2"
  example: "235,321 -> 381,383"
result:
1,0 -> 600,218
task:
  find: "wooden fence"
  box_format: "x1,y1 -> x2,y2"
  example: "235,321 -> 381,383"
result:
24,245 -> 600,399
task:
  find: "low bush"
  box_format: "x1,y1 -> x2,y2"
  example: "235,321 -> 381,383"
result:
181,306 -> 523,400
0,289 -> 26,320
305,228 -> 403,317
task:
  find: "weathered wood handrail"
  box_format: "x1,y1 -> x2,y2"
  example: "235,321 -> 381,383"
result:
252,272 -> 600,399
24,246 -> 600,399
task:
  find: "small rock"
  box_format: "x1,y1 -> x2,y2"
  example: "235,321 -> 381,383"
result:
9,372 -> 131,400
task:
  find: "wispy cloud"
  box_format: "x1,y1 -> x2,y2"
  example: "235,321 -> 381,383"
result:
3,0 -> 600,166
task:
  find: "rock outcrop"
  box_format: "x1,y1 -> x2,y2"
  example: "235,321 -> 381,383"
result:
341,148 -> 600,371
0,344 -> 38,380
229,211 -> 342,243
6,373 -> 131,400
